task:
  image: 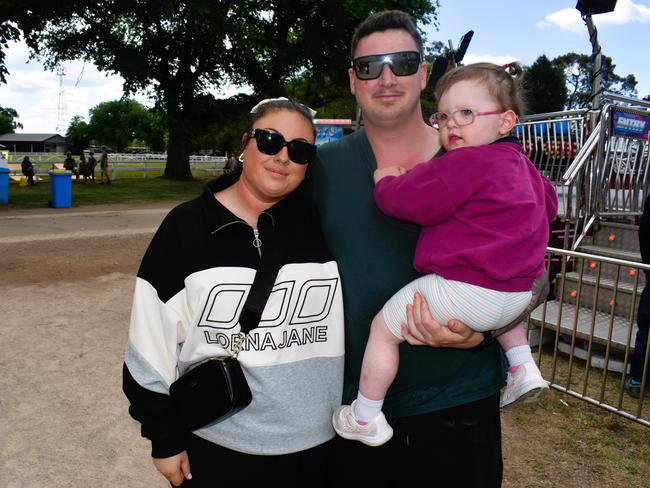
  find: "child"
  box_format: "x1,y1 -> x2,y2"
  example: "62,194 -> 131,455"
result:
332,62 -> 558,446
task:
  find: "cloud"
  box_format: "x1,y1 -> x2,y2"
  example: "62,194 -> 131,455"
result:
535,0 -> 650,33
1,40 -> 149,133
535,8 -> 584,33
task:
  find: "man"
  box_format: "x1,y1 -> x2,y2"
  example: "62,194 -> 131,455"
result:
311,10 -> 504,487
87,152 -> 98,183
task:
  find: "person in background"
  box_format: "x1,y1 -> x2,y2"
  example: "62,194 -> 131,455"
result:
87,152 -> 98,182
78,153 -> 89,182
100,147 -> 111,184
64,151 -> 78,179
626,195 -> 650,397
123,98 -> 344,487
225,153 -> 240,173
21,156 -> 36,186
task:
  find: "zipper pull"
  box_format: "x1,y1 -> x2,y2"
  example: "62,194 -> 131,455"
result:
253,228 -> 262,257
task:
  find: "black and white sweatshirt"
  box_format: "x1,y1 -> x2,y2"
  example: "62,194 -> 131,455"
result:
123,174 -> 344,458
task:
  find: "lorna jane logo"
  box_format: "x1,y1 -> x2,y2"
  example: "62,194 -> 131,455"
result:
196,278 -> 339,330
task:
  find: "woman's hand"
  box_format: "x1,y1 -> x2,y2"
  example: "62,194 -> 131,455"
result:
153,451 -> 192,487
401,292 -> 484,349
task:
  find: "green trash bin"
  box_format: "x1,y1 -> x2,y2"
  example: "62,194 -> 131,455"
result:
49,170 -> 73,208
0,167 -> 9,204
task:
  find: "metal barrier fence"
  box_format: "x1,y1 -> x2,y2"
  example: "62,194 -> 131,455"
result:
516,109 -> 588,185
528,247 -> 650,427
558,95 -> 650,249
596,104 -> 649,218
517,102 -> 650,250
515,109 -> 591,249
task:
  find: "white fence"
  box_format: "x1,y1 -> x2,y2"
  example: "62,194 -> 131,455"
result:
7,153 -> 228,179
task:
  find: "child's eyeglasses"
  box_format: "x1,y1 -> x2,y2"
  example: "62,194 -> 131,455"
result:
429,109 -> 504,129
248,128 -> 317,165
351,51 -> 421,80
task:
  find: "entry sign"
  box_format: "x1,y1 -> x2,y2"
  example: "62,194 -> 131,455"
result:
314,119 -> 351,147
315,125 -> 343,147
612,109 -> 650,140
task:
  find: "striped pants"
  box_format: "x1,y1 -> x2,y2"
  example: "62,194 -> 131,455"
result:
382,274 -> 532,339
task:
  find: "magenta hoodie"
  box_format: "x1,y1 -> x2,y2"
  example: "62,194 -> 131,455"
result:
374,140 -> 558,292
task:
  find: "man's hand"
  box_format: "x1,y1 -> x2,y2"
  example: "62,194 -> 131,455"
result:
374,165 -> 406,183
153,451 -> 192,487
401,292 -> 483,349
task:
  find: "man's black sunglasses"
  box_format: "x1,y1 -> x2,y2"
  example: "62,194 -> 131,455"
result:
248,128 -> 316,165
351,51 -> 421,80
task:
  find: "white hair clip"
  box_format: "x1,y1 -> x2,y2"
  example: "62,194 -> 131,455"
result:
250,97 -> 317,117
250,97 -> 289,113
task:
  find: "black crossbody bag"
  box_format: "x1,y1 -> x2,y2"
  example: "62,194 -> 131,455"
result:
169,237 -> 282,432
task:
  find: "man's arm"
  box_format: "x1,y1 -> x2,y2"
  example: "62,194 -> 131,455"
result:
401,293 -> 484,349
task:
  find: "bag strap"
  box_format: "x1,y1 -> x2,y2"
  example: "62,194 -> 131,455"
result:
238,229 -> 283,335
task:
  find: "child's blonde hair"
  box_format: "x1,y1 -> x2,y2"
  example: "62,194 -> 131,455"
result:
435,62 -> 526,116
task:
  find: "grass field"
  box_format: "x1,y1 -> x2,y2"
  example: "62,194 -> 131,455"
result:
503,346 -> 650,487
1,173 -> 215,209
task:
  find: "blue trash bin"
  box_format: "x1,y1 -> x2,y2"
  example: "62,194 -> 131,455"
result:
49,170 -> 73,208
0,167 -> 9,204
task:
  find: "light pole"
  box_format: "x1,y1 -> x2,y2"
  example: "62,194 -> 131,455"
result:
575,0 -> 617,110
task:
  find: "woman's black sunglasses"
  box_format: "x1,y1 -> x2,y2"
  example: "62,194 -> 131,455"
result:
351,51 -> 421,80
248,128 -> 316,165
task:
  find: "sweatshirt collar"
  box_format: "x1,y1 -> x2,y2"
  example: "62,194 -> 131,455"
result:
493,135 -> 521,147
199,171 -> 305,235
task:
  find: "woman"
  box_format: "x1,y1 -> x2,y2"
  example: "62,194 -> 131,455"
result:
123,98 -> 344,487
21,156 -> 36,185
63,151 -> 77,178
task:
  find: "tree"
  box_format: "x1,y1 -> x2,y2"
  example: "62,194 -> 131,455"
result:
88,99 -> 155,152
227,1 -> 438,104
522,55 -> 567,114
139,107 -> 167,152
0,114 -> 13,134
1,3 -> 71,83
0,106 -> 22,133
553,52 -> 637,109
0,23 -> 19,84
12,1 -> 438,179
65,115 -> 91,153
17,2 -> 237,179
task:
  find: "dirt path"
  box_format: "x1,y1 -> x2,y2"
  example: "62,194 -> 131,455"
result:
1,203 -> 649,487
0,207 -> 170,487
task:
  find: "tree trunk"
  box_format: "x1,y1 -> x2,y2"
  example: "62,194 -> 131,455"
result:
163,119 -> 193,180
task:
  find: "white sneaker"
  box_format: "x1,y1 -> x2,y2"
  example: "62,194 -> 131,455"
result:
500,361 -> 549,408
332,401 -> 393,446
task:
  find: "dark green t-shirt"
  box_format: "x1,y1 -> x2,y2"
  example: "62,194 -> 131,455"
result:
311,128 -> 506,418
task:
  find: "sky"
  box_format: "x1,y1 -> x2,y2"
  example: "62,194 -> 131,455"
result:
0,0 -> 648,134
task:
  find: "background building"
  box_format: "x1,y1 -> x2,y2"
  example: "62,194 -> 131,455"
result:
0,133 -> 67,153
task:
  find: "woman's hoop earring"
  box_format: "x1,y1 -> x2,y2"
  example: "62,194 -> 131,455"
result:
238,152 -> 244,163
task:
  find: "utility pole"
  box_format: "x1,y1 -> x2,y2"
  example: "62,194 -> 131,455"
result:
55,66 -> 65,133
